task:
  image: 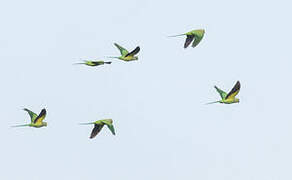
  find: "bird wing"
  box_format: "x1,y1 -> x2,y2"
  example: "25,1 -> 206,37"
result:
214,86 -> 227,100
184,35 -> 194,48
90,124 -> 104,139
23,108 -> 38,123
225,81 -> 241,100
92,61 -> 104,66
34,109 -> 47,124
102,120 -> 116,135
125,46 -> 140,57
114,43 -> 129,56
192,34 -> 204,48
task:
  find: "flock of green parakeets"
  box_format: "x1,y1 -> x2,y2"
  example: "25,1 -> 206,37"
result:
12,29 -> 241,139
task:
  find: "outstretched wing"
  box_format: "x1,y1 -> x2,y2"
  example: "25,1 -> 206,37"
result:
192,34 -> 204,48
214,86 -> 227,100
125,46 -> 140,57
114,43 -> 128,56
90,124 -> 104,139
225,81 -> 241,100
184,35 -> 194,48
102,120 -> 116,135
23,108 -> 38,123
91,61 -> 105,66
34,109 -> 47,124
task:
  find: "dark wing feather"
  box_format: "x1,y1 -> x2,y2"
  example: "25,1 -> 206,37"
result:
90,124 -> 104,139
125,46 -> 140,57
225,81 -> 241,99
92,61 -> 104,66
184,35 -> 194,48
33,109 -> 47,124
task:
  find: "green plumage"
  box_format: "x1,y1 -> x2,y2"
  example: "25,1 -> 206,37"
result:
207,81 -> 241,104
108,43 -> 140,61
80,119 -> 115,139
169,29 -> 205,48
74,60 -> 112,66
12,108 -> 47,128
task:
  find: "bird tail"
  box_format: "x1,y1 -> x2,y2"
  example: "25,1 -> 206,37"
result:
72,62 -> 85,65
104,61 -> 112,64
168,33 -> 185,37
107,56 -> 119,59
79,122 -> 94,125
11,124 -> 30,128
205,101 -> 220,105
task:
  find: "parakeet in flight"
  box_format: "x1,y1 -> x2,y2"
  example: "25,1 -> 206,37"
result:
74,60 -> 112,66
207,81 -> 241,104
108,43 -> 140,61
169,29 -> 205,48
80,119 -> 115,139
12,108 -> 47,128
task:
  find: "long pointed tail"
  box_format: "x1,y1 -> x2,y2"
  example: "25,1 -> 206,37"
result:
168,34 -> 185,37
104,61 -> 112,64
11,124 -> 30,128
79,122 -> 94,125
73,62 -> 85,65
73,58 -> 85,65
205,101 -> 220,105
107,56 -> 119,59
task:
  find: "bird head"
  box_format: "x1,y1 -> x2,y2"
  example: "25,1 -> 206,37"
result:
105,119 -> 113,124
194,29 -> 205,36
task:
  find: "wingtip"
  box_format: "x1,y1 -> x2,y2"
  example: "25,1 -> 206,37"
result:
40,108 -> 47,114
235,81 -> 241,89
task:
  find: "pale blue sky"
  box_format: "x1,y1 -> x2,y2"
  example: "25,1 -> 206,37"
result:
0,0 -> 292,179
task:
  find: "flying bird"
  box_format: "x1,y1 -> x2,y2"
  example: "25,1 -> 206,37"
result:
74,60 -> 112,66
169,29 -> 205,48
80,119 -> 115,139
206,81 -> 241,104
108,43 -> 140,61
12,108 -> 47,128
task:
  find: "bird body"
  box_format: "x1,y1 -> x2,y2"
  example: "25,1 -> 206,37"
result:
169,29 -> 205,48
220,98 -> 240,104
109,43 -> 140,61
80,119 -> 115,139
12,108 -> 47,128
74,60 -> 111,66
207,81 -> 241,104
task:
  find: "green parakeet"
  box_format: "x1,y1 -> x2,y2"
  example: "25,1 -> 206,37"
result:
12,108 -> 47,128
207,81 -> 241,104
169,29 -> 205,48
74,60 -> 111,66
80,119 -> 115,139
108,43 -> 140,61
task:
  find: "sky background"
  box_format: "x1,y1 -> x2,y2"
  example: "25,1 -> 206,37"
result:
0,0 -> 291,179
